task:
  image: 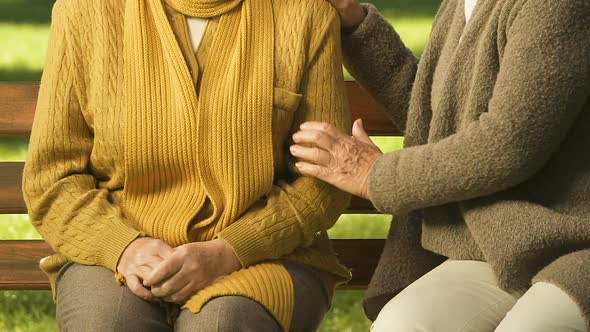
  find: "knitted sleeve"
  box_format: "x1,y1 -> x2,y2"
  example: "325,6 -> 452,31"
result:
217,7 -> 352,267
341,4 -> 419,133
22,1 -> 142,272
367,0 -> 590,215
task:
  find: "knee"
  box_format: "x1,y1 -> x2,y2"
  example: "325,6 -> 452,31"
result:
370,296 -> 437,332
56,264 -> 167,331
176,296 -> 281,332
496,283 -> 587,332
56,265 -> 119,330
371,311 -> 428,332
58,301 -> 120,331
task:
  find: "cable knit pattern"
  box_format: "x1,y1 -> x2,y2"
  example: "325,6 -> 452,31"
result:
343,1 -> 590,325
23,0 -> 351,329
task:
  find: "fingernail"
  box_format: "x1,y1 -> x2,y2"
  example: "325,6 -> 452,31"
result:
300,122 -> 310,129
290,145 -> 297,152
295,162 -> 303,169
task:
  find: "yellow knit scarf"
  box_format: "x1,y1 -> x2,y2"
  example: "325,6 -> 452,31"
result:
122,0 -> 275,245
122,2 -> 293,328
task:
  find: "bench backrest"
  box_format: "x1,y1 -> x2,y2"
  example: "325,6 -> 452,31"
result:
0,81 -> 398,289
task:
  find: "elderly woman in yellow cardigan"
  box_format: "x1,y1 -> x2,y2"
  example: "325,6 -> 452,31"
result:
23,0 -> 352,330
293,0 -> 590,331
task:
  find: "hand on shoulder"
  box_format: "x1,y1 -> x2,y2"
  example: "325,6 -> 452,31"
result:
324,0 -> 367,31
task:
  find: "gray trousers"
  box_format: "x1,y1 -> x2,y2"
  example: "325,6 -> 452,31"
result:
55,260 -> 330,332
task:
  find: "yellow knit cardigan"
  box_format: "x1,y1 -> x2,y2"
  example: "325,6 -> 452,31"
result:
23,0 -> 351,329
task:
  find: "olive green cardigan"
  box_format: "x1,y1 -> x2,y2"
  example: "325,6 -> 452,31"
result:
343,0 -> 590,327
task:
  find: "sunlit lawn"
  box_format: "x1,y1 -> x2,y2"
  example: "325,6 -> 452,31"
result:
0,0 -> 439,330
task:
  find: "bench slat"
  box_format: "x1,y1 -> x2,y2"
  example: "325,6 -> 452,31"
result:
0,82 -> 401,137
0,239 -> 384,290
0,162 -> 25,214
0,161 -> 379,214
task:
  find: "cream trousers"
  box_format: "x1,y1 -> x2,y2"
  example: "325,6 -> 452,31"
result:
371,260 -> 587,332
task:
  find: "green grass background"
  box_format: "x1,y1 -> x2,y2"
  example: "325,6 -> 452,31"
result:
0,0 -> 440,330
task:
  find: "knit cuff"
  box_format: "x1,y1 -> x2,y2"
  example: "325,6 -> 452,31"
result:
96,221 -> 144,272
368,152 -> 403,215
217,216 -> 301,268
342,4 -> 381,39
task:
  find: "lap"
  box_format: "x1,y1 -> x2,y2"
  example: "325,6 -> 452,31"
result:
56,262 -> 171,332
496,282 -> 587,332
56,260 -> 330,332
176,259 -> 331,332
371,260 -> 523,332
371,260 -> 587,332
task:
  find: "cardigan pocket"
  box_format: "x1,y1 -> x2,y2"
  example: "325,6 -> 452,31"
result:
272,86 -> 303,142
272,87 -> 303,176
273,87 -> 302,113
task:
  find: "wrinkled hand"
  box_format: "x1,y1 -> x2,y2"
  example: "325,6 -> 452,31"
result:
325,0 -> 367,31
117,237 -> 174,301
142,239 -> 241,304
291,119 -> 382,199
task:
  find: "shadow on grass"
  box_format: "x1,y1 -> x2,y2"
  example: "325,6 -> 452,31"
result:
0,0 -> 54,25
0,68 -> 42,81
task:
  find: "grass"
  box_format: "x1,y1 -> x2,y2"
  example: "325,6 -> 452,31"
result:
0,0 -> 440,331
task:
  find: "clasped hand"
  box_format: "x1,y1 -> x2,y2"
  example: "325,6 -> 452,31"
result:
117,237 -> 241,304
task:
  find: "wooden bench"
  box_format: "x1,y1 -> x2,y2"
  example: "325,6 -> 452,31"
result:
0,81 -> 399,290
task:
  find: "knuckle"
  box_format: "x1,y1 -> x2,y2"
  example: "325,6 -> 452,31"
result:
309,131 -> 321,141
312,147 -> 322,159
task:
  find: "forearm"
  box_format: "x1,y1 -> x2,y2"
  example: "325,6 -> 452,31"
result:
217,179 -> 350,267
25,172 -> 142,270
342,4 -> 418,132
218,6 -> 351,267
24,3 -> 142,271
368,0 -> 590,215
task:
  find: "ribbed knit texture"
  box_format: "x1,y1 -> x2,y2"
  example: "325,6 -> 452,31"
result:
23,0 -> 352,329
166,0 -> 242,17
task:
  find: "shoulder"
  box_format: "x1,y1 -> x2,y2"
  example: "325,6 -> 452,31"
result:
272,0 -> 338,30
51,0 -> 124,30
506,0 -> 590,29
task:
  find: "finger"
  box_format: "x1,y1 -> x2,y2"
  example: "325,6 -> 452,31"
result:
295,161 -> 326,178
292,129 -> 337,151
162,282 -> 197,304
138,259 -> 162,271
143,254 -> 182,287
352,119 -> 376,146
126,274 -> 156,301
290,145 -> 332,166
150,268 -> 188,298
299,121 -> 346,140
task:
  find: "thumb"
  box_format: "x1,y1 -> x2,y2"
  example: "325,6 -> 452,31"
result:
352,119 -> 374,146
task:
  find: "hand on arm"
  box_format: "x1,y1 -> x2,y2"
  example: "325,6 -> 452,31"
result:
215,6 -> 352,268
291,119 -> 382,199
325,0 -> 367,31
363,0 -> 590,215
